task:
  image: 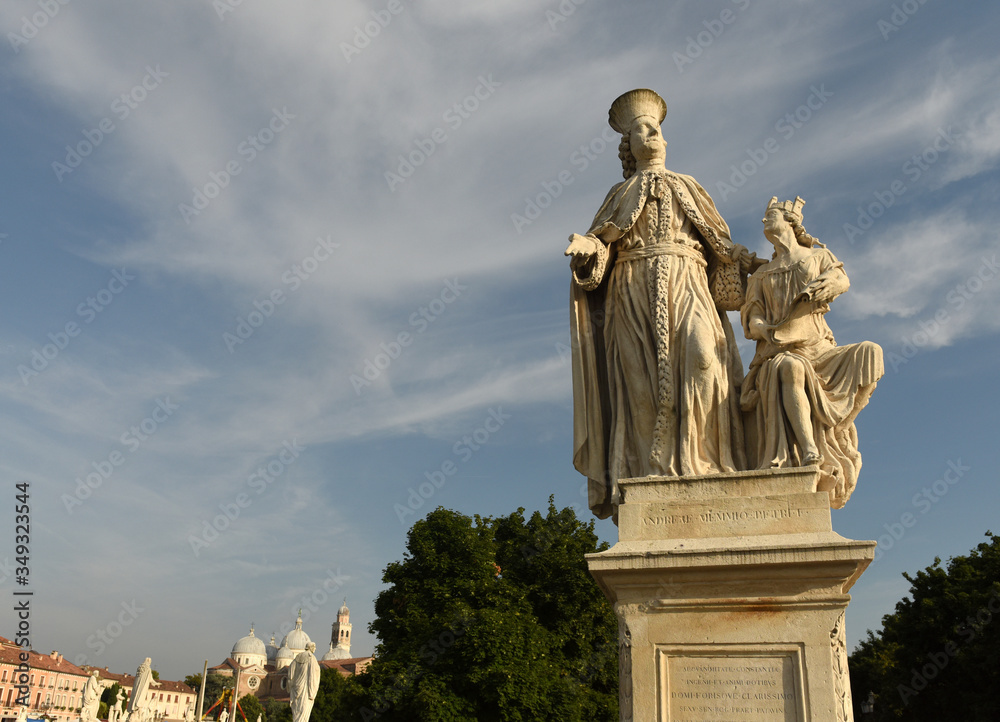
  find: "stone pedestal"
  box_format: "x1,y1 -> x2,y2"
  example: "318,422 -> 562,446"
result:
587,467 -> 874,722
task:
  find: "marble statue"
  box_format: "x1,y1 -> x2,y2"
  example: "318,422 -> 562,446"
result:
15,706 -> 28,722
566,88 -> 762,519
741,197 -> 883,507
109,702 -> 119,722
287,642 -> 320,722
218,710 -> 228,722
126,658 -> 159,722
81,670 -> 102,722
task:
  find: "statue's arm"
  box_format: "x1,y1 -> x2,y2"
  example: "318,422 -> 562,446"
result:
740,275 -> 770,341
566,226 -> 619,291
800,253 -> 849,304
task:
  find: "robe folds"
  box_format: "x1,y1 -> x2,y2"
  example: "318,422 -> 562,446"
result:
571,169 -> 747,520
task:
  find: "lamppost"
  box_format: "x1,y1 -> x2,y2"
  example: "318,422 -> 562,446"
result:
861,691 -> 875,716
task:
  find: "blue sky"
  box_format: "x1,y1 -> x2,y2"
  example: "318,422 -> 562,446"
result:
2,0 -> 999,682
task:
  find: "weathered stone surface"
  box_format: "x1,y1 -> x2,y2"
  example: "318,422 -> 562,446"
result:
588,472 -> 873,721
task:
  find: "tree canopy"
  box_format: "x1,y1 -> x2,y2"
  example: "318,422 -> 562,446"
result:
312,500 -> 618,722
849,532 -> 1000,720
236,693 -> 265,722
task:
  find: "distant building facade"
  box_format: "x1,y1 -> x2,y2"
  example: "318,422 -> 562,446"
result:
0,637 -> 193,722
0,637 -> 91,722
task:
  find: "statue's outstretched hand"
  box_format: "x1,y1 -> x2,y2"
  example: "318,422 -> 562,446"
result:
565,234 -> 599,265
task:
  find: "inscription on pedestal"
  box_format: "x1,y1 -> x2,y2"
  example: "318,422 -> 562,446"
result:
661,652 -> 800,721
621,491 -> 830,541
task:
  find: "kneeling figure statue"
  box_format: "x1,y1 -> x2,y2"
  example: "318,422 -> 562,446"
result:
741,196 -> 884,507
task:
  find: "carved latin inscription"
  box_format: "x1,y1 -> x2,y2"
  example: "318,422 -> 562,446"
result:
662,653 -> 800,721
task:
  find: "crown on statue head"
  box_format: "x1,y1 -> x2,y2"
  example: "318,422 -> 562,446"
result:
608,89 -> 667,134
767,196 -> 806,221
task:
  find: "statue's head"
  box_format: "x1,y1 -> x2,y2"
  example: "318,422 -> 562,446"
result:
609,89 -> 667,178
306,642 -> 316,652
763,196 -> 819,249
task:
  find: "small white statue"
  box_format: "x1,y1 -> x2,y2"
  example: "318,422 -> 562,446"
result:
126,658 -> 159,722
288,642 -> 320,722
81,671 -> 102,722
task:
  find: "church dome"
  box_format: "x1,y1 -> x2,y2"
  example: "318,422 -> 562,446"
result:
266,634 -> 279,663
232,627 -> 267,659
322,643 -> 350,662
338,601 -> 349,616
280,613 -> 311,651
275,644 -> 295,670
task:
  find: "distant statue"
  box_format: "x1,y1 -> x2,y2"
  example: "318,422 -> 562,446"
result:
183,703 -> 194,722
741,197 -> 883,507
256,715 -> 262,722
567,88 -> 762,519
126,658 -> 159,722
218,710 -> 228,722
15,706 -> 28,722
287,642 -> 320,722
81,671 -> 102,722
109,702 -> 119,722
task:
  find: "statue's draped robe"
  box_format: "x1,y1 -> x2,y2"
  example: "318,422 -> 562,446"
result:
571,169 -> 746,520
740,248 -> 883,508
288,652 -> 320,722
127,662 -> 155,722
82,676 -> 101,722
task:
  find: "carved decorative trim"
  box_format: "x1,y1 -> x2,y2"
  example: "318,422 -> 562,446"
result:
614,603 -> 639,722
831,611 -> 853,722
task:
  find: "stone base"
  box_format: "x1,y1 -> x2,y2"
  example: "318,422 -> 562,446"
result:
587,468 -> 874,722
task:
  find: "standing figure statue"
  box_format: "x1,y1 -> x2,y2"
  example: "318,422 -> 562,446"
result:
741,197 -> 883,507
126,658 -> 159,722
81,670 -> 102,722
218,710 -> 228,722
287,642 -> 320,722
567,88 -> 761,519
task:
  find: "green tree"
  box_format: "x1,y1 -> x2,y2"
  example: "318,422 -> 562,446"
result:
236,694 -> 264,722
354,500 -> 618,721
310,668 -> 366,722
259,698 -> 291,722
849,532 -> 1000,720
184,674 -> 202,692
202,674 -> 235,711
100,683 -> 125,719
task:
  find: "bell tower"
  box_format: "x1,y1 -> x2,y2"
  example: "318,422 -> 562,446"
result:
331,600 -> 352,655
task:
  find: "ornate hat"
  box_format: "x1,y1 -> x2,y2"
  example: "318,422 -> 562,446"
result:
608,89 -> 667,134
767,196 -> 806,221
